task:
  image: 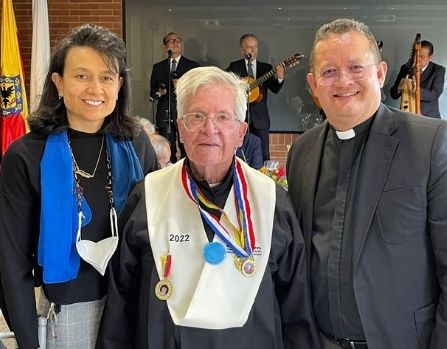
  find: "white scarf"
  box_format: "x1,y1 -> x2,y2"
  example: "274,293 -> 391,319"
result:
144,158 -> 276,329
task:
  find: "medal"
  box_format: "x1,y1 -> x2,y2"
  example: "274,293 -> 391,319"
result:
234,256 -> 243,271
234,255 -> 256,277
182,160 -> 257,277
241,255 -> 256,277
155,279 -> 173,300
203,241 -> 226,265
156,254 -> 173,301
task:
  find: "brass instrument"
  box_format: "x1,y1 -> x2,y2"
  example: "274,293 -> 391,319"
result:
400,34 -> 422,114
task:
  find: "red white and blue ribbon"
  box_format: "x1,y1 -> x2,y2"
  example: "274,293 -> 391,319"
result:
181,160 -> 255,258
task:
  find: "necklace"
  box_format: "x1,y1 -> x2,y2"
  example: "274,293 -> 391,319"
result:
69,137 -> 114,214
72,135 -> 104,179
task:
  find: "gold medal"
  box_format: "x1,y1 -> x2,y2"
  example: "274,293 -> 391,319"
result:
234,256 -> 243,271
156,254 -> 173,300
155,279 -> 173,301
241,255 -> 256,277
234,255 -> 256,277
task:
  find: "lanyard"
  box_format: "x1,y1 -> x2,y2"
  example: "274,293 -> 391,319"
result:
181,160 -> 255,258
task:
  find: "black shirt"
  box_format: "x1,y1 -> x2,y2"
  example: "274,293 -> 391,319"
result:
312,117 -> 373,340
185,158 -> 234,242
0,128 -> 158,349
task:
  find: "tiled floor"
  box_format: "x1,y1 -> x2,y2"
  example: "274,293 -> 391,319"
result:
0,314 -> 16,349
0,287 -> 42,349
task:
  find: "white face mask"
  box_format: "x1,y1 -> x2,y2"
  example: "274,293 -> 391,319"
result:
76,208 -> 118,276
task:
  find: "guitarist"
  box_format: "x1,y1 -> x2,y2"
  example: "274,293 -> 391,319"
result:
390,40 -> 445,118
227,34 -> 285,161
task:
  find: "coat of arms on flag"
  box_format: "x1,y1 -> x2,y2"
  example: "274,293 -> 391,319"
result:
0,0 -> 28,156
1,75 -> 25,115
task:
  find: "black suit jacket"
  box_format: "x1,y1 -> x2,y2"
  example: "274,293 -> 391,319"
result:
287,103 -> 447,349
150,56 -> 199,128
390,61 -> 445,117
226,59 -> 283,130
235,133 -> 263,169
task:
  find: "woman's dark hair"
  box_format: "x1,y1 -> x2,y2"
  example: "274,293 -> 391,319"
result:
28,24 -> 140,139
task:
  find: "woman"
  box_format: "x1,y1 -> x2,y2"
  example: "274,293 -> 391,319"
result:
0,24 -> 158,348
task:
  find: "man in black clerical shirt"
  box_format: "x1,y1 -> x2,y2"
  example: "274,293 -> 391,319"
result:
287,19 -> 447,349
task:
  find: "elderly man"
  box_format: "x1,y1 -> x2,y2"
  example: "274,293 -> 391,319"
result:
97,66 -> 321,349
149,133 -> 171,168
287,18 -> 447,349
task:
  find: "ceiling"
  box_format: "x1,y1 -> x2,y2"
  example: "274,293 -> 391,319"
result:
129,0 -> 447,29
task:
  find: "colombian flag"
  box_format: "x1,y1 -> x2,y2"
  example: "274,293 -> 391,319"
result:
0,0 -> 28,156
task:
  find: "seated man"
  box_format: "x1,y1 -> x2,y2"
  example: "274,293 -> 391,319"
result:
97,66 -> 321,349
138,116 -> 156,135
149,133 -> 171,168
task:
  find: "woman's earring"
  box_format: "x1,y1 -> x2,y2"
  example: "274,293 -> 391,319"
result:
58,92 -> 63,99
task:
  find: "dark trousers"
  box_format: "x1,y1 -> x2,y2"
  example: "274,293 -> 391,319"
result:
250,127 -> 269,162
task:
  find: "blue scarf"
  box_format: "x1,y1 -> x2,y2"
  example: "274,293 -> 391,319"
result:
38,130 -> 143,284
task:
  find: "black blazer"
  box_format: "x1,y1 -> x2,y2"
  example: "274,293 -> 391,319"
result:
150,56 -> 199,128
286,103 -> 447,349
390,61 -> 445,118
226,59 -> 283,130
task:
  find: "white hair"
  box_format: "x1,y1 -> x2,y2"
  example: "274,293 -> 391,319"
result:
176,66 -> 248,122
137,116 -> 156,135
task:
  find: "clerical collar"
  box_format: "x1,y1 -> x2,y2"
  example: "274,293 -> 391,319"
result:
335,129 -> 355,140
332,115 -> 376,141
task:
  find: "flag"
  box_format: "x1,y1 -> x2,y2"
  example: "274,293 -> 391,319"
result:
0,0 -> 28,156
30,0 -> 50,113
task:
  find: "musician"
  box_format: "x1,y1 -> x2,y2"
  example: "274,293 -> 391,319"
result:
390,40 -> 445,118
149,32 -> 199,162
226,34 -> 285,161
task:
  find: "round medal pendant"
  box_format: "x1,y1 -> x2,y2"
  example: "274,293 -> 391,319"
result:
234,256 -> 244,271
155,279 -> 173,301
241,256 -> 256,277
203,241 -> 226,265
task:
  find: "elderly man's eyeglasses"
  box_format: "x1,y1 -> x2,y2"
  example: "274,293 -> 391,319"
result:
166,38 -> 182,44
317,64 -> 375,85
181,112 -> 238,132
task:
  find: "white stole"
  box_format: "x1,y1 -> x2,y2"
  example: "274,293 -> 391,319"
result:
145,158 -> 276,329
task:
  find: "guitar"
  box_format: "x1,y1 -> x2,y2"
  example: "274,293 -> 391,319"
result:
244,53 -> 304,104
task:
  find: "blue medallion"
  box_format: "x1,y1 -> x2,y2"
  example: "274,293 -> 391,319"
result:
203,241 -> 226,265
